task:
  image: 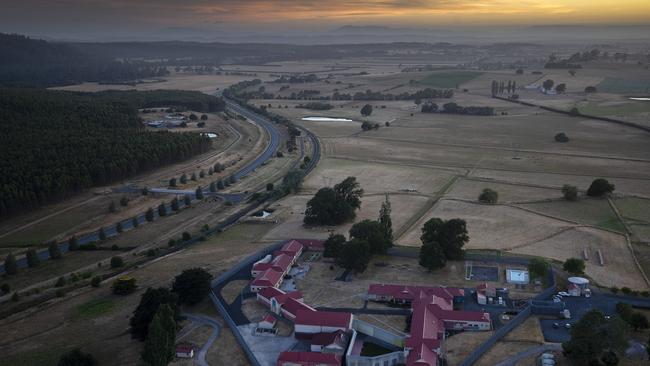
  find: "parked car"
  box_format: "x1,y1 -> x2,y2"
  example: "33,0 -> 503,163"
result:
565,323 -> 572,329
552,322 -> 559,328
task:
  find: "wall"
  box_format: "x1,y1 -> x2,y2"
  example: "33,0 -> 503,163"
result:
209,240 -> 287,366
352,319 -> 406,348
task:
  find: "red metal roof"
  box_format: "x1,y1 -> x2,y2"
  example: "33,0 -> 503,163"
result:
251,268 -> 283,288
277,351 -> 341,365
368,284 -> 464,303
258,287 -> 303,305
311,330 -> 345,346
406,343 -> 438,366
283,298 -> 316,317
262,314 -> 277,324
253,254 -> 293,273
295,310 -> 352,329
280,240 -> 304,256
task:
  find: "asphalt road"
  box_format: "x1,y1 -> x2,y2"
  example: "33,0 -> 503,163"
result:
181,313 -> 222,366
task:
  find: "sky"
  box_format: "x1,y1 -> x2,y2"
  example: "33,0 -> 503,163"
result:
2,0 -> 650,40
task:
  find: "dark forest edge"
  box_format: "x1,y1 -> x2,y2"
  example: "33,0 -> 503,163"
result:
0,88 -> 225,218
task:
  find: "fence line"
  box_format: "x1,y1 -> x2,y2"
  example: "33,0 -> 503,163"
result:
209,240 -> 287,366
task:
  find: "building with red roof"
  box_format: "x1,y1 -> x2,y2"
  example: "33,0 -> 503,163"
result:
282,297 -> 317,320
252,253 -> 294,277
277,351 -> 341,366
250,268 -> 284,292
367,284 -> 491,366
310,330 -> 347,353
295,310 -> 353,335
277,239 -> 304,259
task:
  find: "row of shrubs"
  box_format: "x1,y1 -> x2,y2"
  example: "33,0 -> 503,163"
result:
611,286 -> 650,297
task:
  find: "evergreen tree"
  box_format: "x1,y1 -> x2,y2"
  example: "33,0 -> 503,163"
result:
379,194 -> 393,245
26,249 -> 40,267
132,217 -> 140,228
180,174 -> 187,184
57,348 -> 97,366
145,207 -> 154,222
217,179 -> 225,190
199,170 -> 205,178
4,253 -> 17,275
209,182 -> 216,193
68,235 -> 79,250
116,222 -> 124,233
130,288 -> 180,340
171,197 -> 179,211
191,172 -> 197,181
169,178 -> 177,187
360,104 -> 373,117
195,186 -> 204,200
419,241 -> 446,271
48,241 -> 62,260
98,227 -> 107,241
142,304 -> 176,366
183,194 -> 191,206
158,203 -> 167,217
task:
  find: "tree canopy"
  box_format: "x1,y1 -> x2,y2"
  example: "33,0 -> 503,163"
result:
587,178 -> 615,197
562,309 -> 629,366
323,233 -> 346,259
304,177 -> 363,226
130,287 -> 180,341
563,258 -> 586,275
0,89 -> 221,218
336,239 -> 371,273
349,219 -> 392,255
142,304 -> 176,366
172,268 -> 213,305
420,218 -> 468,261
57,349 -> 97,366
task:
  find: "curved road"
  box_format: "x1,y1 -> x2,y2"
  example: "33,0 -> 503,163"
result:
181,313 -> 222,366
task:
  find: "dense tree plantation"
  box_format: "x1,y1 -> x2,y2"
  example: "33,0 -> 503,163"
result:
0,33 -> 168,88
0,89 -> 221,218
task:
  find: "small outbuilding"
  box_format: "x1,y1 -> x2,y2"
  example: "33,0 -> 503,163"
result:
175,344 -> 195,358
506,269 -> 529,285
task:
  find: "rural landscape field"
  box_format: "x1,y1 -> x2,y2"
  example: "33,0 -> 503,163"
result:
2,2 -> 650,366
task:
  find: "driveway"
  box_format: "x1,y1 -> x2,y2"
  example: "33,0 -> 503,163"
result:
181,313 -> 222,366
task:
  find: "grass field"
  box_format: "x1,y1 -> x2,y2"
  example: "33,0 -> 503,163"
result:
616,197 -> 650,223
74,298 -> 115,319
597,77 -> 650,93
418,71 -> 483,88
577,100 -> 650,116
519,199 -> 624,232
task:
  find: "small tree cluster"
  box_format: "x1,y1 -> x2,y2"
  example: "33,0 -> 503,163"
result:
419,218 -> 469,271
304,177 -> 363,226
478,188 -> 498,204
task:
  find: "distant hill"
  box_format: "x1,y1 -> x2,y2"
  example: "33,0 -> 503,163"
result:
0,33 -> 167,87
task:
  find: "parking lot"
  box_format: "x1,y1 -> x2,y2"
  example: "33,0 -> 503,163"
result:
540,294 -> 625,342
